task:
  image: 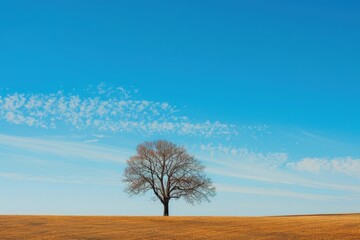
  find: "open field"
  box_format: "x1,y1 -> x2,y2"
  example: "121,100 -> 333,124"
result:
0,214 -> 359,240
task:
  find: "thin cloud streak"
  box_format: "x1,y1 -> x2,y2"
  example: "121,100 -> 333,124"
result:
216,184 -> 348,201
197,143 -> 360,194
200,143 -> 288,168
2,134 -> 359,196
0,134 -> 130,163
0,172 -> 121,186
0,171 -> 345,201
208,167 -> 360,193
289,157 -> 360,178
2,133 -> 360,208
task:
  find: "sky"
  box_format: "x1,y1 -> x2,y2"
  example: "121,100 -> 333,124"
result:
0,0 -> 359,216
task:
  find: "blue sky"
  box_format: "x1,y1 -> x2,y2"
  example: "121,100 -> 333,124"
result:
0,0 -> 359,216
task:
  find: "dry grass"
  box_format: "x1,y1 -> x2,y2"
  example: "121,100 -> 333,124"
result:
0,214 -> 359,239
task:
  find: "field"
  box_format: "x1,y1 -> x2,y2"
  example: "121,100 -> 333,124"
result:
0,214 -> 359,240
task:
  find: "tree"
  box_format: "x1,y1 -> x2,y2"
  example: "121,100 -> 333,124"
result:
123,140 -> 216,216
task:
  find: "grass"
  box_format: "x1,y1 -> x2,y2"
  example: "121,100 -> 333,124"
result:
0,214 -> 359,239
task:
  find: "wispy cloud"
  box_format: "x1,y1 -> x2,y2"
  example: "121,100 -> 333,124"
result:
216,184 -> 347,201
2,134 -> 360,201
208,166 -> 360,193
0,172 -> 120,185
197,145 -> 360,194
0,134 -> 130,163
0,84 -> 236,137
83,139 -> 99,143
289,157 -> 360,178
0,134 -> 128,186
200,143 -> 288,168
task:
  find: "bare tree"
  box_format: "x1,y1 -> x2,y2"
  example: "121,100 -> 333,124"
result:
123,140 -> 216,216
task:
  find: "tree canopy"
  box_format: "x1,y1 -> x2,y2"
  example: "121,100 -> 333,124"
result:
123,140 -> 215,216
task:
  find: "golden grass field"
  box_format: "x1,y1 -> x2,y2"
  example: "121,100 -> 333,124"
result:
0,214 -> 359,240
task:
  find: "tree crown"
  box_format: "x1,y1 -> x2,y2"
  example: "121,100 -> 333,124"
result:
123,140 -> 216,207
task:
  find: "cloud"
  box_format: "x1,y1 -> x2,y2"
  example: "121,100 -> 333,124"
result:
216,184 -> 347,201
289,157 -> 360,177
200,143 -> 288,168
84,139 -> 99,143
207,166 -> 360,193
197,145 -> 360,194
2,134 -> 360,201
0,84 -> 236,137
0,134 -> 131,163
0,172 -> 120,185
0,134 -> 130,188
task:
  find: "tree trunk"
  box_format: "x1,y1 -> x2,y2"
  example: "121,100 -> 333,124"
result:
163,200 -> 169,216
